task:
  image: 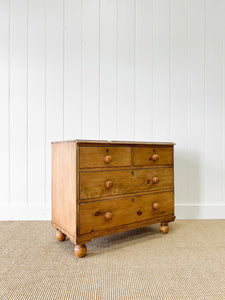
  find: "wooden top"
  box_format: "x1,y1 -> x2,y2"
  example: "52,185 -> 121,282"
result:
52,139 -> 175,146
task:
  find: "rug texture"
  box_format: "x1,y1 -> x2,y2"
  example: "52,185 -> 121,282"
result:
0,220 -> 224,299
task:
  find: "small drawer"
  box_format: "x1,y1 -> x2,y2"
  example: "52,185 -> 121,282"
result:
79,167 -> 173,200
79,146 -> 131,169
134,147 -> 173,166
79,191 -> 174,235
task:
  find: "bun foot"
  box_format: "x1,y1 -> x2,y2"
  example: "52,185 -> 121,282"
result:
160,223 -> 169,234
56,229 -> 66,242
74,244 -> 87,258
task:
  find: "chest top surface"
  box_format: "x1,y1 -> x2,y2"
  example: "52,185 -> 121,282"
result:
52,139 -> 175,146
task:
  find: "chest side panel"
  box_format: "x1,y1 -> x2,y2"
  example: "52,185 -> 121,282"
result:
52,142 -> 76,237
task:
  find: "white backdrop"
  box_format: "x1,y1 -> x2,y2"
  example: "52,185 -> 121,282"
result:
0,0 -> 225,220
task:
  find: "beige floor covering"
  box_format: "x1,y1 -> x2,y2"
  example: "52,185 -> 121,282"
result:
0,220 -> 224,300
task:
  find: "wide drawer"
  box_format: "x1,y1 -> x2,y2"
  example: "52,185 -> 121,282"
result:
79,191 -> 174,235
134,147 -> 173,166
79,146 -> 131,168
79,168 -> 173,200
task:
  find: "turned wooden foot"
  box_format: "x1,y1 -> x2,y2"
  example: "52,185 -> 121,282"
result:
160,223 -> 169,234
74,244 -> 87,258
56,229 -> 66,242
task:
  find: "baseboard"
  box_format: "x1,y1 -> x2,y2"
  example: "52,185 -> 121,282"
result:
0,205 -> 224,220
0,206 -> 51,220
175,204 -> 225,219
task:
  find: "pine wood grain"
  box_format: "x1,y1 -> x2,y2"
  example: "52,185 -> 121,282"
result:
134,146 -> 173,166
79,191 -> 174,235
80,167 -> 173,200
76,214 -> 175,244
52,142 -> 76,237
80,146 -> 131,168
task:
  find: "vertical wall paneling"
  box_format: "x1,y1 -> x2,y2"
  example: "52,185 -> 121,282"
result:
9,0 -> 28,206
0,0 -> 225,219
153,0 -> 170,141
0,0 -> 9,206
188,0 -> 205,205
117,0 -> 135,140
222,4 -> 225,206
82,0 -> 100,139
27,0 -> 46,206
99,0 -> 117,140
135,0 -> 153,141
45,0 -> 64,208
204,0 -> 223,204
170,0 -> 189,205
64,0 -> 82,140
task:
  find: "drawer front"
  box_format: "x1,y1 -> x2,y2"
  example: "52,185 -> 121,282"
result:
79,191 -> 174,235
134,147 -> 173,166
80,168 -> 173,200
79,146 -> 131,168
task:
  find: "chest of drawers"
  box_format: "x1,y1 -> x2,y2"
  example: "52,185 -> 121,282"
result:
51,140 -> 175,258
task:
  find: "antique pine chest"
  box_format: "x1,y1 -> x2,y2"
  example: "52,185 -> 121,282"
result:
51,140 -> 175,258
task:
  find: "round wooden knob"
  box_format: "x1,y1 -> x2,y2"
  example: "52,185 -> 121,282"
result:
152,176 -> 159,184
105,180 -> 113,189
105,211 -> 112,221
152,202 -> 160,210
151,153 -> 160,161
104,155 -> 112,163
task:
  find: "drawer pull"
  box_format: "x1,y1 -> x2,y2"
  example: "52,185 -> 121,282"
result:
137,210 -> 142,216
105,180 -> 113,189
152,202 -> 160,210
104,155 -> 112,163
105,211 -> 113,221
152,176 -> 159,184
151,153 -> 160,161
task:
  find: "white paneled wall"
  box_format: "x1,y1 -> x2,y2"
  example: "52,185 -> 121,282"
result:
0,0 -> 225,220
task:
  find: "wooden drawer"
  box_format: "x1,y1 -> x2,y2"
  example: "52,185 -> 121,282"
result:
134,147 -> 173,166
79,191 -> 174,235
80,168 -> 173,200
79,146 -> 131,168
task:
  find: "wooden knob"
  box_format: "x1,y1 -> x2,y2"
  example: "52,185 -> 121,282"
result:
152,176 -> 159,184
105,211 -> 112,221
104,155 -> 112,163
152,202 -> 160,210
151,153 -> 160,161
105,180 -> 113,189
